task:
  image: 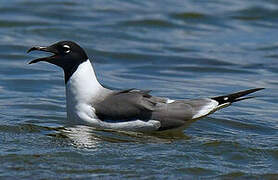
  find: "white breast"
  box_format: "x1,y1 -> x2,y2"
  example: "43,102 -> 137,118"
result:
65,60 -> 104,124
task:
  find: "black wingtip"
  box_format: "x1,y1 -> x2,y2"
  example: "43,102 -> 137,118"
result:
212,88 -> 264,105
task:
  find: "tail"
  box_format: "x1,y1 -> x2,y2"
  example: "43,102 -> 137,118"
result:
212,88 -> 264,106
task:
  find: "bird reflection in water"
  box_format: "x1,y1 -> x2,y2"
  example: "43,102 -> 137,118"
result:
51,125 -> 191,148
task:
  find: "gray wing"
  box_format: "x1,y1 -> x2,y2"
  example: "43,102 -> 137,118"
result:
94,89 -> 156,121
151,98 -> 217,130
94,89 -> 217,130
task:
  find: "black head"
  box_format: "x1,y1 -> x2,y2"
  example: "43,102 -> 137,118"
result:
27,41 -> 88,83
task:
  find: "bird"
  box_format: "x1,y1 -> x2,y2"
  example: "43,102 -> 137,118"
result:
27,41 -> 264,132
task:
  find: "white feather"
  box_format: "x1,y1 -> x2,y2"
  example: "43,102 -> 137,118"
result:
166,99 -> 175,104
192,99 -> 219,119
66,60 -> 103,123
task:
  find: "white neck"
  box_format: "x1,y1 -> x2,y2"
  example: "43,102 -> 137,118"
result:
65,59 -> 113,124
66,60 -> 103,106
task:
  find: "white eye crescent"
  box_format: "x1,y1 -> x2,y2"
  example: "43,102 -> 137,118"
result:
63,45 -> 71,53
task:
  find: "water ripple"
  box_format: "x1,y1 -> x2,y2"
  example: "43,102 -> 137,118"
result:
0,0 -> 277,179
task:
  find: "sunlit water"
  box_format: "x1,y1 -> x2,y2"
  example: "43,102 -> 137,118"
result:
0,0 -> 277,179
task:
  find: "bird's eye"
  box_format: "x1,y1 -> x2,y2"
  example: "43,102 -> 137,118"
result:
63,45 -> 71,53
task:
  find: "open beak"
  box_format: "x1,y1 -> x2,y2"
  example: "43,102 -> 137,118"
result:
27,46 -> 59,64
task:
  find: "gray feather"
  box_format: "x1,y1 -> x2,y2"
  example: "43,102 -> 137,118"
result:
94,89 -> 217,131
93,88 -> 264,131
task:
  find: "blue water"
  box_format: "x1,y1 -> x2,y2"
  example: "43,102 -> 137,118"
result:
0,0 -> 277,179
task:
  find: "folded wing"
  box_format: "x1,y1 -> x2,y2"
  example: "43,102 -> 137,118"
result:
94,89 -> 219,130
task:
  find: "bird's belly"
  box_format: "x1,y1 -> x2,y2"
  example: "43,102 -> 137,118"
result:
96,119 -> 161,132
68,114 -> 161,132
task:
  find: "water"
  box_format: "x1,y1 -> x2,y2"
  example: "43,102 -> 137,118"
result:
0,0 -> 277,179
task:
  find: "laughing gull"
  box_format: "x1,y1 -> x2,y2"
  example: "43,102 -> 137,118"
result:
27,41 -> 264,132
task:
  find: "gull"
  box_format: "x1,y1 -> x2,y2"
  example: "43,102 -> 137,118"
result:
27,41 -> 264,132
